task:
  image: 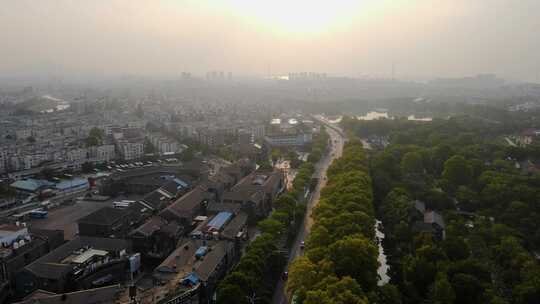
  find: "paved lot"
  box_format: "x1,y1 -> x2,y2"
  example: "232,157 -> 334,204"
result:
28,195 -> 142,240
29,200 -> 111,240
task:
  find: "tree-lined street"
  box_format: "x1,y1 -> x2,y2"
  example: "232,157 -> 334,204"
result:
272,125 -> 344,304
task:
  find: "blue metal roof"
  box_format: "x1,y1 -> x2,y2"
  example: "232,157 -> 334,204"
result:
206,212 -> 233,231
195,246 -> 208,258
182,273 -> 200,286
10,179 -> 54,192
55,178 -> 89,190
173,178 -> 188,188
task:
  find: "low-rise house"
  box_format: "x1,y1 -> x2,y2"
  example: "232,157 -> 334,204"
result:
14,284 -> 123,304
129,216 -> 181,263
136,176 -> 192,213
206,203 -> 242,216
412,210 -> 446,241
15,237 -> 135,297
222,169 -> 284,219
153,239 -> 235,304
410,200 -> 426,221
99,166 -> 195,196
212,159 -> 255,188
221,212 -> 248,242
138,190 -> 174,212
160,178 -> 191,199
77,207 -> 133,238
0,227 -> 64,302
189,212 -> 233,240
222,190 -> 264,220
159,186 -> 211,227
423,211 -> 446,240
205,172 -> 235,203
232,143 -> 266,163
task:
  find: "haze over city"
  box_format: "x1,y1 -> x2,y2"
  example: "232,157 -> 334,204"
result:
1,1 -> 540,304
1,0 -> 540,81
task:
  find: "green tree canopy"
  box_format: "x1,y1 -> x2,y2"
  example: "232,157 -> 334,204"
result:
257,218 -> 284,236
429,272 -> 455,304
86,127 -> 104,147
328,235 -> 379,292
442,155 -> 472,188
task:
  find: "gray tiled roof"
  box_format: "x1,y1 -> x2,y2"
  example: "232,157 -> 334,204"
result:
15,284 -> 122,304
159,186 -> 208,220
424,211 -> 445,229
221,212 -> 248,240
194,241 -> 230,282
25,237 -> 130,279
77,207 -> 128,226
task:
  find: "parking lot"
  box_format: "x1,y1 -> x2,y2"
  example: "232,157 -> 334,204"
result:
28,194 -> 142,240
28,200 -> 111,240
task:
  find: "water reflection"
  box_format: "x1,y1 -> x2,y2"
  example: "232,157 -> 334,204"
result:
375,220 -> 390,286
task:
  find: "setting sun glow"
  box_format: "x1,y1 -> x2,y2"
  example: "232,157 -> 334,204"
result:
228,0 -> 369,35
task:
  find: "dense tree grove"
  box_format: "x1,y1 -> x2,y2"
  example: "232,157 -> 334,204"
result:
345,116 -> 540,304
287,140 -> 384,304
85,127 -> 104,147
216,129 -> 329,304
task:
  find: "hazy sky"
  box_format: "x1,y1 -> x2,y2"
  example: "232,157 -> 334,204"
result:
1,0 -> 539,81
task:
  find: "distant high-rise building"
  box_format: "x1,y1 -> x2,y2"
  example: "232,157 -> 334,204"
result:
288,72 -> 327,81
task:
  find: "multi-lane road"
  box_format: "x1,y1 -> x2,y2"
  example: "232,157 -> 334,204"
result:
272,125 -> 345,304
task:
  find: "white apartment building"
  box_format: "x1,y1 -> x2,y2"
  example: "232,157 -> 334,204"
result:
116,140 -> 144,160
147,133 -> 180,155
101,124 -> 116,136
0,150 -> 6,174
11,153 -> 49,171
197,129 -> 225,147
264,132 -> 313,147
62,125 -> 82,137
128,120 -> 146,129
31,127 -> 53,139
88,144 -> 116,163
15,129 -> 32,140
157,140 -> 179,154
66,147 -> 88,163
169,123 -> 197,139
251,124 -> 266,140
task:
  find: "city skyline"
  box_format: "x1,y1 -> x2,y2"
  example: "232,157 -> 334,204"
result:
1,0 -> 539,82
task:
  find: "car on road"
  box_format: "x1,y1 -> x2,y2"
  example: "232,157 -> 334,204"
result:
282,272 -> 288,280
300,241 -> 305,249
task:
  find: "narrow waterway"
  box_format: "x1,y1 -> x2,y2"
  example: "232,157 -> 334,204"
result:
375,220 -> 390,286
